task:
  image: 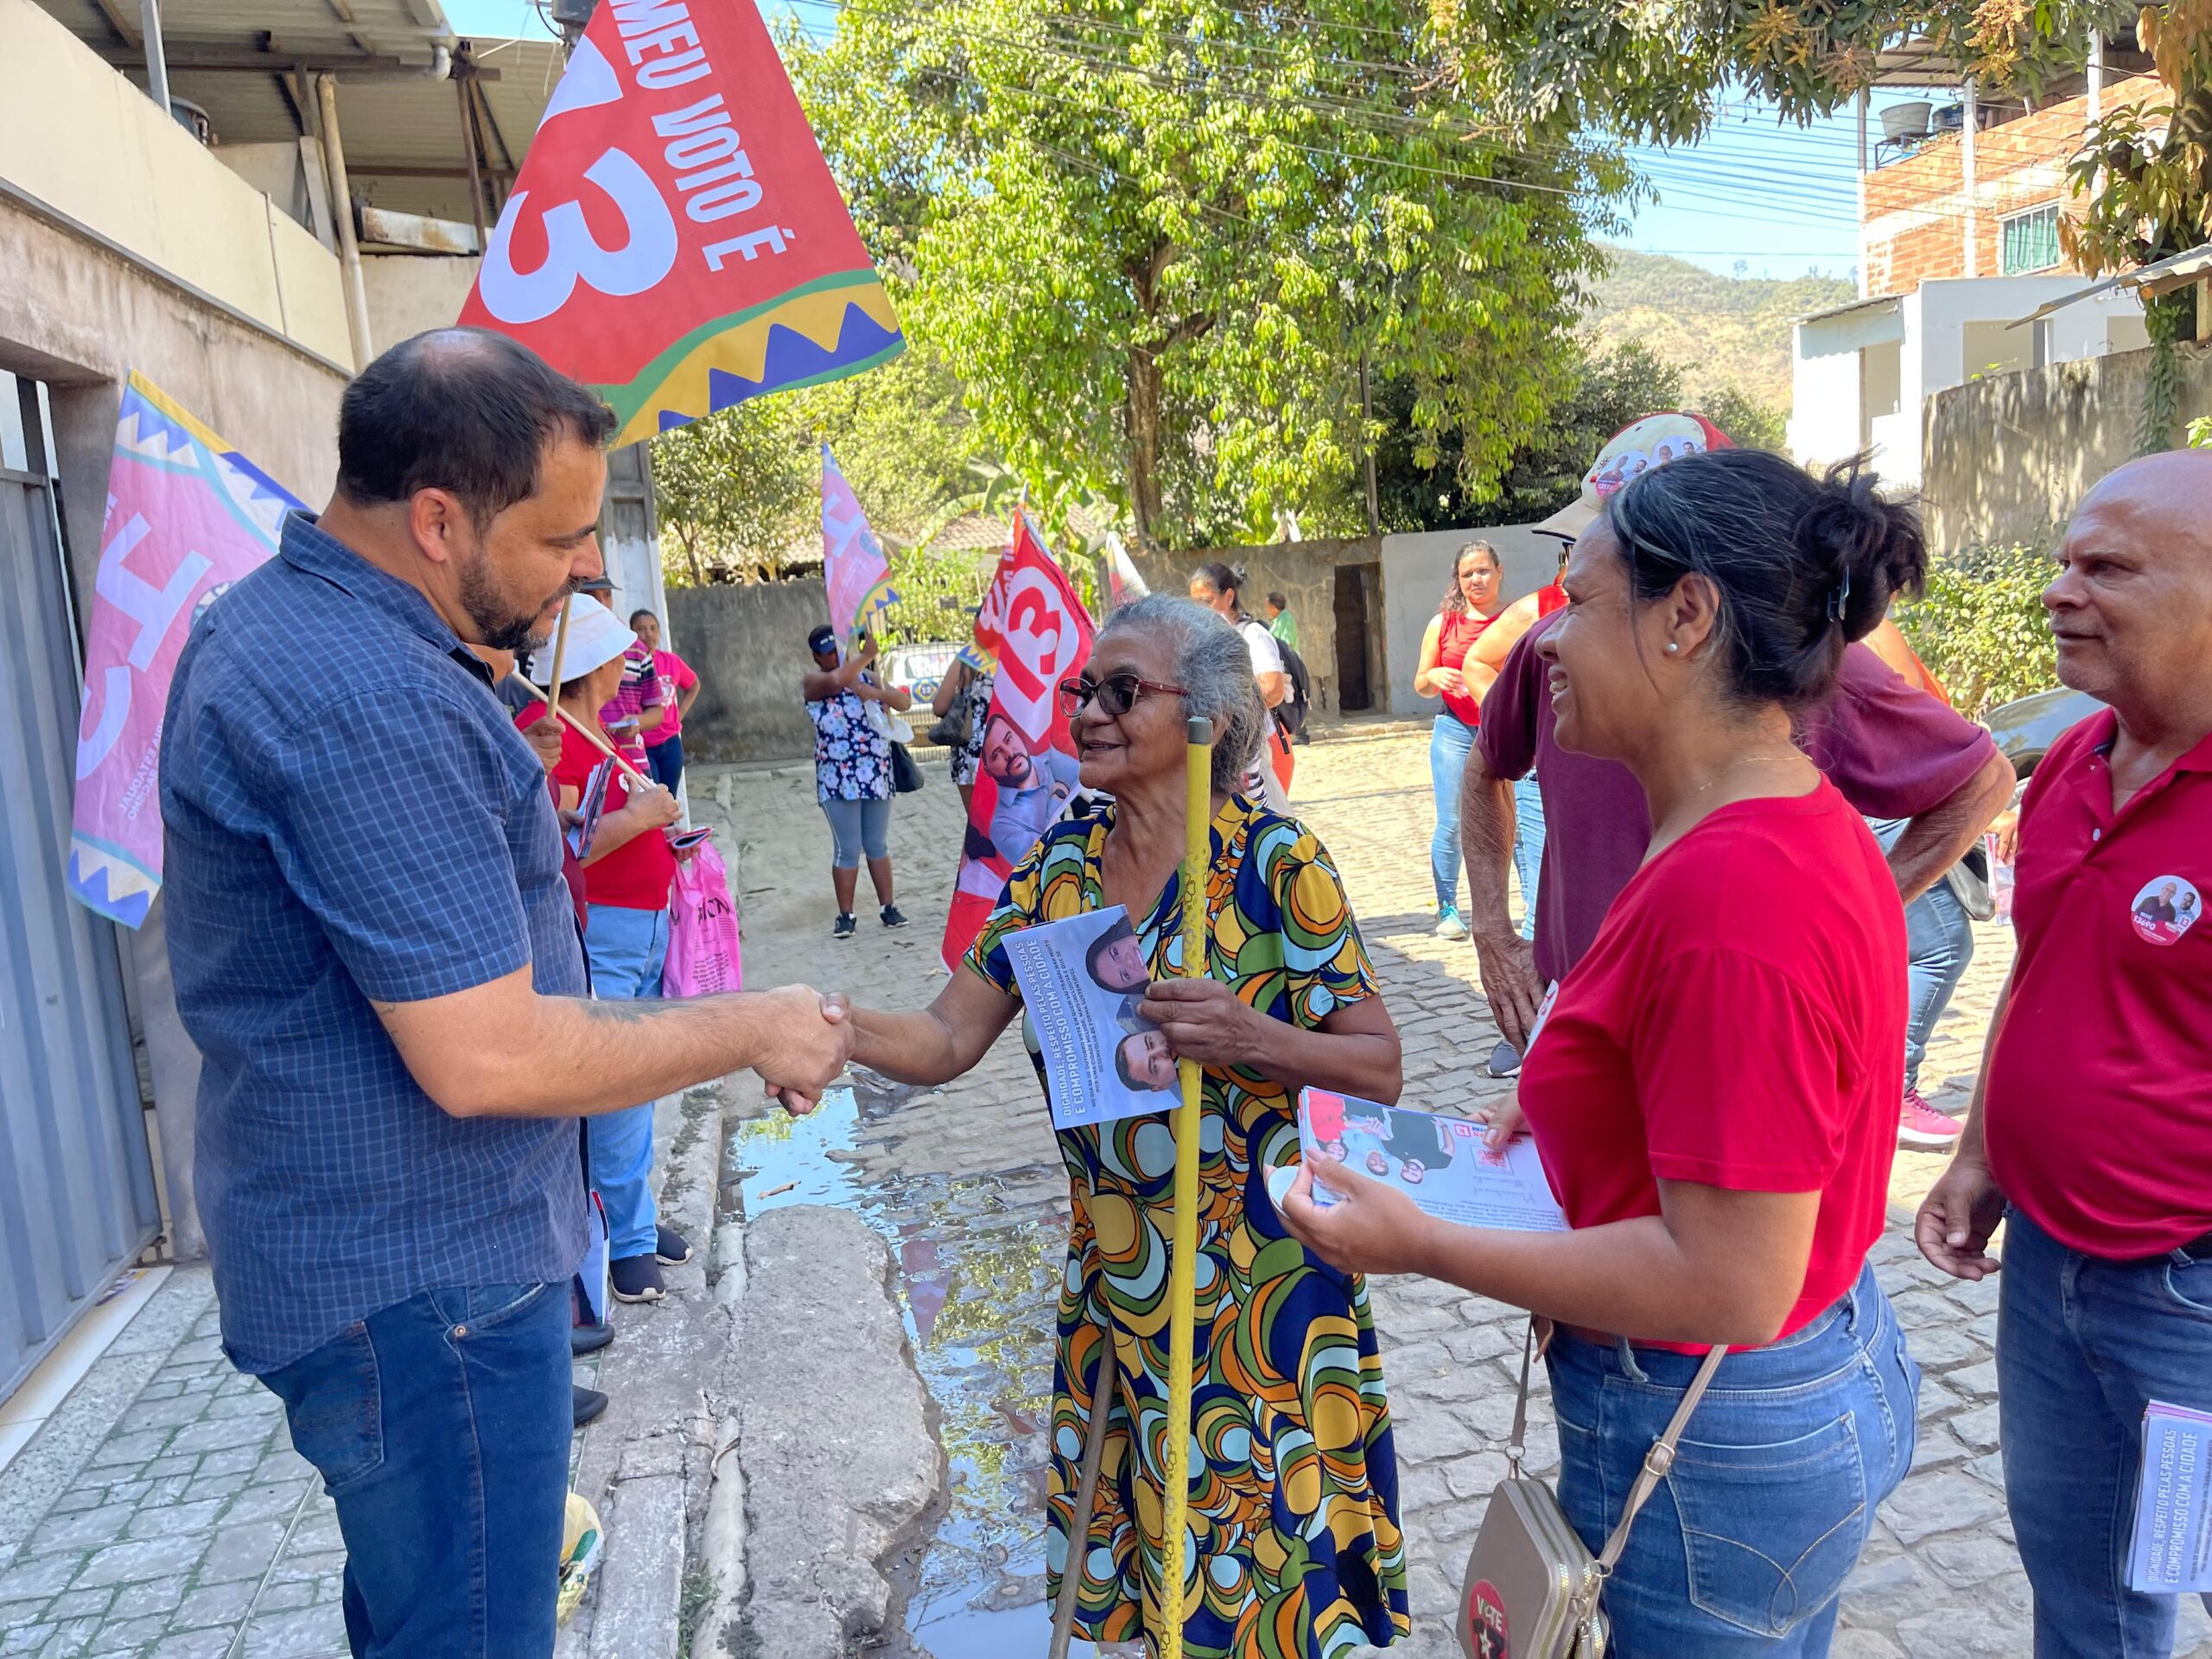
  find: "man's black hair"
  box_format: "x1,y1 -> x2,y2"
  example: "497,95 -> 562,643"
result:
336,327 -> 617,525
1115,1033 -> 1167,1091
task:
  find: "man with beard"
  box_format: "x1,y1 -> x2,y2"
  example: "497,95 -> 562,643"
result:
159,329 -> 849,1657
982,710 -> 1081,862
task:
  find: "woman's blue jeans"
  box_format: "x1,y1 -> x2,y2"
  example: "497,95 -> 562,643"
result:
1866,819 -> 1977,1094
1997,1204 -> 2212,1658
1547,1262 -> 1918,1656
583,902 -> 668,1262
1429,714 -> 1477,912
1511,771 -> 1545,943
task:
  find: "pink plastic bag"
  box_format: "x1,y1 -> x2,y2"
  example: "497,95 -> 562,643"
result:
664,838 -> 744,997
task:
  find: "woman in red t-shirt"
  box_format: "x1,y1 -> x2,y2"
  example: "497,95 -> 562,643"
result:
1414,541 -> 1505,939
529,597 -> 689,1305
1283,449 -> 1926,1656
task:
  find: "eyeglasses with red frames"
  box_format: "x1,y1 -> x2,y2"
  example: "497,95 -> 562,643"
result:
1056,672 -> 1189,719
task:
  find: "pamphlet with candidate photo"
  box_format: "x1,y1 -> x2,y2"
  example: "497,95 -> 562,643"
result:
1296,1088 -> 1568,1233
1000,906 -> 1178,1133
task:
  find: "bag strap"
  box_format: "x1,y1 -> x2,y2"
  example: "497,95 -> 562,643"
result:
1592,1342 -> 1726,1575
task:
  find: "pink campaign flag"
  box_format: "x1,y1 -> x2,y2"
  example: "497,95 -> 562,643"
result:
67,372 -> 305,927
820,441 -> 896,641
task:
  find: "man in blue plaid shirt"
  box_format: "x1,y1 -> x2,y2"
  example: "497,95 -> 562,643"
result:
161,330 -> 848,1657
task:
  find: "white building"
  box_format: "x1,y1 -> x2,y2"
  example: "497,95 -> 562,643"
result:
1788,276 -> 2149,486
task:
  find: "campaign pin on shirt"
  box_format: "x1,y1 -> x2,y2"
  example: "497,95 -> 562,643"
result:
2130,875 -> 2202,947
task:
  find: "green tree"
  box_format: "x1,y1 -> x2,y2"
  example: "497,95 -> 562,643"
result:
789,0 -> 1630,549
651,343 -> 982,584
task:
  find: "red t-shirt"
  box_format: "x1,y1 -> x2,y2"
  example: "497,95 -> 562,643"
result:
1518,781 -> 1907,1348
550,719 -> 675,912
1435,608 -> 1498,727
1985,711 -> 2212,1257
1478,611 -> 2001,984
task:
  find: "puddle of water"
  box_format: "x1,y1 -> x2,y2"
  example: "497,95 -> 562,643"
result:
722,1086 -> 1069,1658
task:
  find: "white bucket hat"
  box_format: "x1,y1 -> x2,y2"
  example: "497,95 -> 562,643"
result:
524,594 -> 637,689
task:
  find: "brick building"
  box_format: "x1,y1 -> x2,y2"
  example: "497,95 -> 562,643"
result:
1789,47 -> 2157,490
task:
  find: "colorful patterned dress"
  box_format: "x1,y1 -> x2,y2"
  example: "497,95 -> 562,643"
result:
967,794 -> 1409,1658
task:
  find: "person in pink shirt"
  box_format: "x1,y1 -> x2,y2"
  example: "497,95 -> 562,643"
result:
630,609 -> 701,791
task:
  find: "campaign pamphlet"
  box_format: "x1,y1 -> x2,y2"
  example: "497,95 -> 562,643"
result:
1296,1088 -> 1568,1233
567,760 -> 613,860
666,824 -> 715,853
2128,1400 -> 2212,1593
999,906 -> 1174,1133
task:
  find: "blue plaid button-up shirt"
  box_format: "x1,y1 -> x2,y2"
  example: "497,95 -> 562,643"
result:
161,512 -> 588,1373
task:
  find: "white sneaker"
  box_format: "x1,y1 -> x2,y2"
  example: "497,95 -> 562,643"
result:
1434,906 -> 1469,941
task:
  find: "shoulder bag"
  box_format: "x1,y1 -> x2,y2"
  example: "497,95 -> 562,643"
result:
1459,1323 -> 1725,1659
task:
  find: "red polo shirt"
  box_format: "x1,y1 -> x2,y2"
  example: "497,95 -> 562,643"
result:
1984,709 -> 2212,1258
1519,781 -> 1907,1349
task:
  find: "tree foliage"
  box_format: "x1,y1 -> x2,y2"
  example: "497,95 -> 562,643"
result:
1370,340 -> 1784,531
652,343 -> 983,584
788,0 -> 1631,549
1897,542 -> 2062,717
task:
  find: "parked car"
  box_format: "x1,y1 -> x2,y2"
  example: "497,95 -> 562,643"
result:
1985,685 -> 2101,779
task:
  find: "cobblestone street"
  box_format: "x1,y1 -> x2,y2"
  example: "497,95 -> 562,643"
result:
714,718 -> 2211,1659
2,720 -> 2204,1658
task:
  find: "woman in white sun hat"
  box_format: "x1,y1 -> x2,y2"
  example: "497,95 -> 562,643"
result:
525,595 -> 691,1304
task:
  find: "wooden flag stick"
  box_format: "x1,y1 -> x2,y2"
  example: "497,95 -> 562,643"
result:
1047,1338 -> 1118,1659
544,595 -> 574,708
1158,715 -> 1213,1659
509,673 -> 653,788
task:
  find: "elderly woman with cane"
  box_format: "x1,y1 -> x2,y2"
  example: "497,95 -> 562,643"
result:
838,594 -> 1410,1659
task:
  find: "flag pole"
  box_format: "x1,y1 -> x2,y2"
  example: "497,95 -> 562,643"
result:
545,595 -> 573,710
1159,715 -> 1212,1659
508,673 -> 653,788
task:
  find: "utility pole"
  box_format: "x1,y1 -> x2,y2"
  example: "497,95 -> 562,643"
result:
1358,349 -> 1378,537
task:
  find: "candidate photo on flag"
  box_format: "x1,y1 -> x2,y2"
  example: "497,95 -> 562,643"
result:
940,516 -> 1096,972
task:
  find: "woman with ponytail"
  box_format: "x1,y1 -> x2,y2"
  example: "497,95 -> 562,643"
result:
1282,449 -> 1929,1656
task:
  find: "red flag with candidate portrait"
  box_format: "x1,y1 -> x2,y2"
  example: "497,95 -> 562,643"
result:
939,515 -> 1096,973
458,0 -> 901,443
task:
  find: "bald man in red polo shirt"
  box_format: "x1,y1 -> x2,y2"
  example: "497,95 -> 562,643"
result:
1917,449 -> 2212,1659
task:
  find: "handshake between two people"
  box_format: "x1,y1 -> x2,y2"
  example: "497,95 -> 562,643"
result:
748,985 -> 855,1117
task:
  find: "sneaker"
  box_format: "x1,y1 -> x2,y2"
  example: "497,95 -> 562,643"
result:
609,1255 -> 664,1303
655,1224 -> 692,1267
573,1384 -> 609,1430
1898,1088 -> 1964,1150
1486,1039 -> 1522,1078
570,1322 -> 613,1357
832,912 -> 857,940
1434,906 -> 1469,941
880,904 -> 909,930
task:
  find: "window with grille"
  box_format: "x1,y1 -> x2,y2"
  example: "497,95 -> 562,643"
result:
2002,207 -> 2063,275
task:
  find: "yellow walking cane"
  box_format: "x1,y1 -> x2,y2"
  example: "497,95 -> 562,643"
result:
1158,714 -> 1213,1659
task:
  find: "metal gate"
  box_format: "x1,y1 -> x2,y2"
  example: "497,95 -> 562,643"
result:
0,377 -> 160,1402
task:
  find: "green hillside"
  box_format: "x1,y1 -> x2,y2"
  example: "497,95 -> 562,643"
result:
1580,246 -> 1856,410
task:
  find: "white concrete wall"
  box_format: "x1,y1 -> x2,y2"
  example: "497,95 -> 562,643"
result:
0,0 -> 354,370
1379,524 -> 1556,716
1788,344 -> 1866,473
361,254 -> 480,356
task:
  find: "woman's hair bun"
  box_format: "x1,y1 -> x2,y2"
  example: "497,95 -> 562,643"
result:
1790,457 -> 1929,645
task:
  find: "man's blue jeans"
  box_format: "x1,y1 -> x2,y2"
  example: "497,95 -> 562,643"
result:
584,902 -> 667,1262
257,1283 -> 571,1657
1998,1204 -> 2212,1657
1548,1263 -> 1917,1656
1511,771 -> 1544,943
1429,715 -> 1476,912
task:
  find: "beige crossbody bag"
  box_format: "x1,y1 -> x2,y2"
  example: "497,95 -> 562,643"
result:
1457,1322 -> 1726,1659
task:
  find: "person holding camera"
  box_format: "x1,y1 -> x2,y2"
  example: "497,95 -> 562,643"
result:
804,622 -> 911,938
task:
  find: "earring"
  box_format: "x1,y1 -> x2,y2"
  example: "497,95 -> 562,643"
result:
1664,641 -> 1680,654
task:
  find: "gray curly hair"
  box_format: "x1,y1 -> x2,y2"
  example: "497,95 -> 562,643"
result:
1095,594 -> 1265,794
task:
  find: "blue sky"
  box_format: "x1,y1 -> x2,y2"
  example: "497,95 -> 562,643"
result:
442,0 -> 1953,283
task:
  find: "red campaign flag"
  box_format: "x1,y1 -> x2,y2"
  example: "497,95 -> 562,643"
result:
459,0 -> 901,444
939,516 -> 1097,974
